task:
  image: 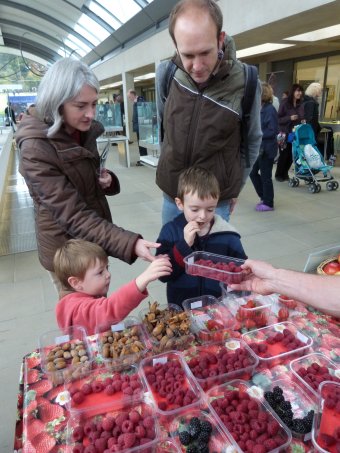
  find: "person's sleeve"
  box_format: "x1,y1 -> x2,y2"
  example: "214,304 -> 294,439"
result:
20,143 -> 140,264
56,281 -> 148,335
155,224 -> 192,282
278,103 -> 291,128
262,108 -> 278,141
303,101 -> 313,123
241,79 -> 263,185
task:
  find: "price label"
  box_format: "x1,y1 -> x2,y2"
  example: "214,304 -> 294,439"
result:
55,335 -> 70,344
111,323 -> 125,332
153,357 -> 168,366
296,331 -> 308,344
191,300 -> 203,309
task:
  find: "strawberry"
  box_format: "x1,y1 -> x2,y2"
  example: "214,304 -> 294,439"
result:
278,308 -> 289,322
26,369 -> 40,384
26,418 -> 45,441
45,386 -> 63,402
31,432 -> 56,453
38,402 -> 65,422
26,353 -> 41,369
30,379 -> 53,397
22,440 -> 37,452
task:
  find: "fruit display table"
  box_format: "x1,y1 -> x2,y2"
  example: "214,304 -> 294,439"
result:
14,303 -> 340,452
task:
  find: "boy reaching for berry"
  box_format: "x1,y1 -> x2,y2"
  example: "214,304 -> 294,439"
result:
156,167 -> 247,307
54,239 -> 172,334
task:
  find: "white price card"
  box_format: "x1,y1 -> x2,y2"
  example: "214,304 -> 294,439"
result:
55,335 -> 70,344
111,323 -> 125,332
153,357 -> 168,366
296,331 -> 308,344
191,300 -> 203,309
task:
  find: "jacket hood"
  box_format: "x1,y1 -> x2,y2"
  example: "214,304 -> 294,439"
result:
210,214 -> 239,235
16,113 -> 104,149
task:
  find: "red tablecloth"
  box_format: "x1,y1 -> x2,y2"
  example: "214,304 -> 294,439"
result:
14,302 -> 340,452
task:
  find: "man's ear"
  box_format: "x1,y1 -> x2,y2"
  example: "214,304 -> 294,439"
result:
175,197 -> 184,211
68,276 -> 83,291
218,31 -> 226,50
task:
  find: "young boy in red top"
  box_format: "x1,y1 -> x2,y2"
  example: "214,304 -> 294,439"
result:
54,239 -> 172,334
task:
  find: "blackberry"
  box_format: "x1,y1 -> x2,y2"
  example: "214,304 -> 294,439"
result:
281,414 -> 294,429
188,417 -> 201,439
200,420 -> 213,435
278,400 -> 292,412
302,410 -> 315,432
291,418 -> 307,434
273,393 -> 285,405
197,431 -> 210,444
273,386 -> 283,396
187,445 -> 198,453
179,431 -> 192,446
264,391 -> 276,407
196,443 -> 209,453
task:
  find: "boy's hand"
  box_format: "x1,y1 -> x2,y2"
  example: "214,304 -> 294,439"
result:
98,169 -> 112,189
135,255 -> 172,292
184,221 -> 200,246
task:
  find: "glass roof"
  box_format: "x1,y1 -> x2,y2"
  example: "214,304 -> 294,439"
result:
59,0 -> 155,58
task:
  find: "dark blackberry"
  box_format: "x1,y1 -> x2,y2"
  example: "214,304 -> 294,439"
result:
200,420 -> 213,435
188,417 -> 201,439
264,391 -> 276,407
281,415 -> 294,429
273,393 -> 285,405
187,445 -> 198,453
273,386 -> 283,396
197,431 -> 210,444
179,430 -> 192,446
302,410 -> 314,432
196,443 -> 209,453
291,418 -> 307,434
278,400 -> 292,412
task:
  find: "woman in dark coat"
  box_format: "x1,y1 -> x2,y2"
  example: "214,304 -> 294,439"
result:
250,83 -> 278,211
275,83 -> 304,181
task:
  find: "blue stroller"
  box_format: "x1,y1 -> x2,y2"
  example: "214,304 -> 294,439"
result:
288,123 -> 338,193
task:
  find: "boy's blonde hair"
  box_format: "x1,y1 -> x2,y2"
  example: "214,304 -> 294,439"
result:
54,239 -> 108,291
177,166 -> 220,201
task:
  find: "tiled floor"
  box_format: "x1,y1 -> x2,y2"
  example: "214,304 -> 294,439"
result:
1,138 -> 340,450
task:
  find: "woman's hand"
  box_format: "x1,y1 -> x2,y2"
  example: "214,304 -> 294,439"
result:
134,239 -> 161,262
98,169 -> 112,189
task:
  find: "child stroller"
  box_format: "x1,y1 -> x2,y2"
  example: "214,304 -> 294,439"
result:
289,123 -> 338,193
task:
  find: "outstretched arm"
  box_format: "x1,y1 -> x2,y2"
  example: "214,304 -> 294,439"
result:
230,259 -> 340,318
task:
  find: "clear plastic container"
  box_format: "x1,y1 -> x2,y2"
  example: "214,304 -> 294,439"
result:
290,352 -> 340,401
139,302 -> 194,353
66,397 -> 160,453
182,338 -> 258,391
183,251 -> 245,284
39,325 -> 93,386
168,407 -> 233,452
312,381 -> 340,453
96,316 -> 148,369
207,379 -> 292,453
154,439 -> 181,453
65,364 -> 145,414
242,321 -> 313,367
264,378 -> 316,441
221,289 -> 274,331
139,350 -> 203,418
182,295 -> 235,343
277,294 -> 298,310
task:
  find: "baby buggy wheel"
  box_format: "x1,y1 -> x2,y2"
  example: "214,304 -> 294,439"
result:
288,177 -> 299,187
308,183 -> 321,193
326,181 -> 339,191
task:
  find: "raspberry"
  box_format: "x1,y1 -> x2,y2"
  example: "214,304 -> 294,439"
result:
94,438 -> 107,452
128,410 -> 140,424
72,445 -> 84,453
91,381 -> 103,393
121,432 -> 136,449
84,421 -> 96,436
115,412 -> 129,427
121,419 -> 134,433
84,446 -> 96,453
104,384 -> 115,396
113,380 -> 122,392
72,426 -> 84,442
81,383 -> 92,395
72,391 -> 85,405
158,401 -> 167,411
253,444 -> 266,453
267,420 -> 280,436
143,416 -> 154,429
264,438 -> 277,450
135,425 -> 146,439
122,386 -> 133,395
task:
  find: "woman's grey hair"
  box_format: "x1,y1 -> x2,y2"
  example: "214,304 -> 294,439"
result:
305,82 -> 322,98
36,58 -> 100,137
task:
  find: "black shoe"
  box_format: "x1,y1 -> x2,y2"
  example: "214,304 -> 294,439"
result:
136,161 -> 143,167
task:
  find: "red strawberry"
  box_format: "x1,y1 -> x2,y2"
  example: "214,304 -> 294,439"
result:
45,386 -> 63,402
26,418 -> 45,441
278,308 -> 289,322
30,379 -> 53,397
38,402 -> 65,422
31,432 -> 56,453
26,369 -> 40,384
22,440 -> 37,452
26,354 -> 41,369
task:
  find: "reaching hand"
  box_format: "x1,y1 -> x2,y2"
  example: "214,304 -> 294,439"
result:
229,259 -> 277,295
135,255 -> 172,292
184,221 -> 200,246
134,239 -> 161,262
98,169 -> 112,189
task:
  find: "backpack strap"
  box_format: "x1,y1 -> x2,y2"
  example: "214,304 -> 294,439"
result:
241,63 -> 258,167
160,60 -> 177,141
